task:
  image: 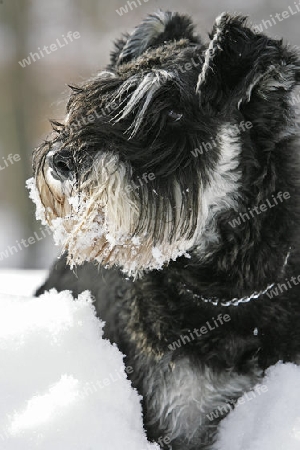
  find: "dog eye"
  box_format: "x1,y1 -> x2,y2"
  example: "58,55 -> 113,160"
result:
167,110 -> 183,122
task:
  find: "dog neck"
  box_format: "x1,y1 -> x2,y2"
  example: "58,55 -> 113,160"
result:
177,249 -> 291,307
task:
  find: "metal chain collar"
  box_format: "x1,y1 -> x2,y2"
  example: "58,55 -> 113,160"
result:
179,250 -> 291,308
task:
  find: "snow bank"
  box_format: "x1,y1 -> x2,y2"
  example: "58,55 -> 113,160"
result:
0,289 -> 158,450
1,273 -> 299,450
215,363 -> 300,450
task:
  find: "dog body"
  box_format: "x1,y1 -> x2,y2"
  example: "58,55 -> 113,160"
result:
31,11 -> 300,449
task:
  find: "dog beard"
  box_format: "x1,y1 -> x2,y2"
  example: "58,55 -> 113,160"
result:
27,150 -> 199,277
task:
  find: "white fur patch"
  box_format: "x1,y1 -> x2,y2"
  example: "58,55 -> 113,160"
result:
194,124 -> 242,257
113,70 -> 174,137
144,356 -> 262,444
196,12 -> 227,93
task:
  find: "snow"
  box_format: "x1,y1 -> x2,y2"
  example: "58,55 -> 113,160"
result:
0,271 -> 299,450
214,363 -> 300,450
0,286 -> 158,450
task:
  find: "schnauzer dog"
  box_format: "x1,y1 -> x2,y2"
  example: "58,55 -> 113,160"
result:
29,11 -> 300,449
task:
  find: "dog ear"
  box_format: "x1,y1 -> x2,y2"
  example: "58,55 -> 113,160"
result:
109,10 -> 200,67
197,13 -> 300,113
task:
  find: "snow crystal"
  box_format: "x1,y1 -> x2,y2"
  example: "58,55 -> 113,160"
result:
51,217 -> 70,248
68,194 -> 81,213
26,177 -> 47,225
152,247 -> 164,265
131,236 -> 140,246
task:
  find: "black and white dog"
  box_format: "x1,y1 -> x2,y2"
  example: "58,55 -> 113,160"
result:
30,11 -> 300,449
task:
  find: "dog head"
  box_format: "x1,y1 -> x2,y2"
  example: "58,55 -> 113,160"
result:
29,12 -> 300,279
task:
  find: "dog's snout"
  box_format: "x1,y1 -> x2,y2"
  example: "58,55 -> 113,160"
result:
48,149 -> 75,180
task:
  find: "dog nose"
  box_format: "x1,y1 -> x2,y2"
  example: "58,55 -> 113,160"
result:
49,149 -> 75,180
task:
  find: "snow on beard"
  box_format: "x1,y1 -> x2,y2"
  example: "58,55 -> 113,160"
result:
27,151 -> 192,278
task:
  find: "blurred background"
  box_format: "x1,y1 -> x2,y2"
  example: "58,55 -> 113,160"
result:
0,0 -> 299,269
